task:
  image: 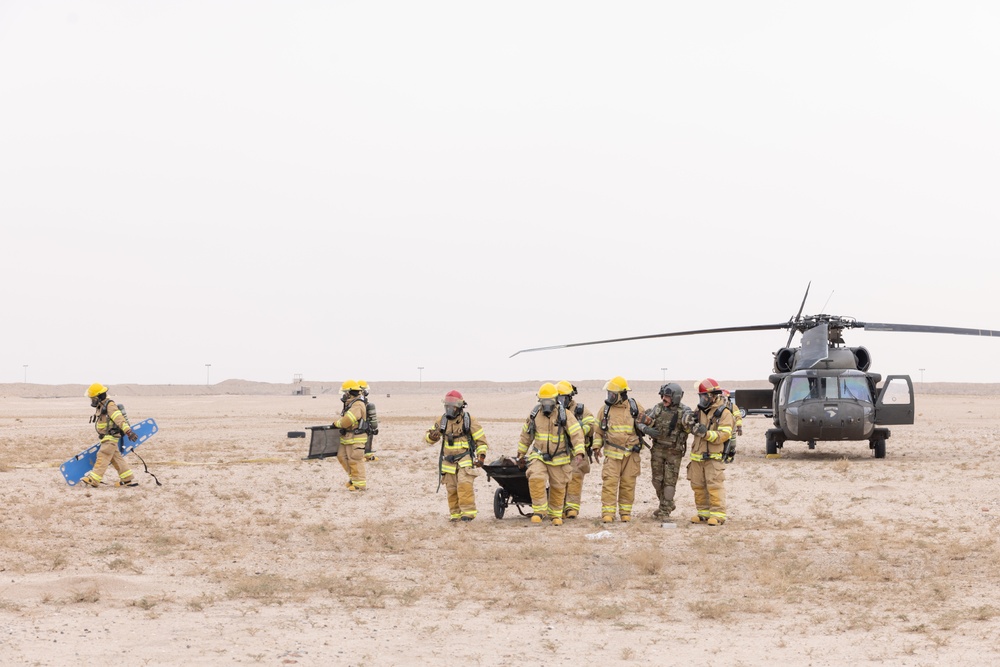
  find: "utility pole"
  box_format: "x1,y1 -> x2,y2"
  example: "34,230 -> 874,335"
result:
418,366 -> 424,388
919,368 -> 925,385
661,367 -> 668,382
206,364 -> 212,386
23,364 -> 28,383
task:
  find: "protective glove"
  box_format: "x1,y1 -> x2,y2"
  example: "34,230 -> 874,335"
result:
681,409 -> 696,427
736,426 -> 743,436
640,424 -> 659,438
635,412 -> 653,427
126,429 -> 139,443
475,454 -> 486,468
690,423 -> 708,438
515,455 -> 527,470
593,448 -> 603,463
574,453 -> 585,465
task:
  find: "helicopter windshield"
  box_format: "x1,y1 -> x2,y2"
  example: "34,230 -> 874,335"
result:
784,374 -> 872,403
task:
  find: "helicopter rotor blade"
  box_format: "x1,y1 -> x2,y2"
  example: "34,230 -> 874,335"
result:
785,282 -> 812,348
858,322 -> 1000,337
510,323 -> 789,357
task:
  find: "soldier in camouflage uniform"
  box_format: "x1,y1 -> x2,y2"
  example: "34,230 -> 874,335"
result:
644,383 -> 691,520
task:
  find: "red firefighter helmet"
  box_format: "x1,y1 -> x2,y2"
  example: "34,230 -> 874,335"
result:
697,378 -> 722,394
443,390 -> 465,407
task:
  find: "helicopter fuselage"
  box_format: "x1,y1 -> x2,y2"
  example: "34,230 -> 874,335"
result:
764,364 -> 914,457
774,370 -> 876,441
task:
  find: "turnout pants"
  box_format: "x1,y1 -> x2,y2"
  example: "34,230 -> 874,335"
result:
687,459 -> 726,521
443,466 -> 481,519
600,453 -> 640,518
650,446 -> 684,515
86,438 -> 134,485
526,460 -> 571,520
337,443 -> 367,488
565,454 -> 591,514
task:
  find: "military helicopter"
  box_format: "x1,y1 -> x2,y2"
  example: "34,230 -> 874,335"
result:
511,284 -> 1000,459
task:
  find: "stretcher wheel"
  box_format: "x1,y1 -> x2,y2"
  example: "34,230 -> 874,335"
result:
494,487 -> 509,519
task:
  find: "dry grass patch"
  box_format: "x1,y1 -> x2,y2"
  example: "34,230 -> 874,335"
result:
631,546 -> 666,576
225,573 -> 294,603
688,599 -> 731,621
65,586 -> 102,604
107,557 -> 142,573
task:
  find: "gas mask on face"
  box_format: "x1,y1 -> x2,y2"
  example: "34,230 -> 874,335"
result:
90,397 -> 100,408
698,393 -> 712,410
445,404 -> 462,419
557,395 -> 569,408
540,398 -> 557,416
605,391 -> 620,406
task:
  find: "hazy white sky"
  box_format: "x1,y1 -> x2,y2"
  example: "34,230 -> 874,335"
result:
2,1 -> 999,386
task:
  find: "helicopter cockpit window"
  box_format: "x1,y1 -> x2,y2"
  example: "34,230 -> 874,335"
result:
786,377 -> 812,403
787,375 -> 870,402
840,376 -> 872,401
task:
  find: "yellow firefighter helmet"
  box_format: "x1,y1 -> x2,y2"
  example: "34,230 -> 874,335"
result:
603,376 -> 630,393
86,383 -> 108,398
537,382 -> 559,399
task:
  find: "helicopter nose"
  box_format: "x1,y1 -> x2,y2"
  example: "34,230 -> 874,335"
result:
792,401 -> 870,440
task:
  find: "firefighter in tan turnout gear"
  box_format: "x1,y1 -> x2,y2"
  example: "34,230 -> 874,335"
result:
687,378 -> 735,525
81,383 -> 140,488
646,382 -> 691,520
556,380 -> 595,519
359,380 -> 379,462
592,376 -> 650,523
425,390 -> 489,521
516,383 -> 586,525
334,379 -> 369,491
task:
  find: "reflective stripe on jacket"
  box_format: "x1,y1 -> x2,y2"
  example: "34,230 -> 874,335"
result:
517,408 -> 585,466
94,399 -> 131,441
425,414 -> 488,474
569,400 -> 596,445
689,395 -> 734,461
593,398 -> 645,460
334,400 -> 368,446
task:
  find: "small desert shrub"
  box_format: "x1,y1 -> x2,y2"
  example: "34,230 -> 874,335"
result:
688,599 -> 731,620
632,547 -> 666,576
226,573 -> 291,603
591,603 -> 627,620
67,586 -> 102,604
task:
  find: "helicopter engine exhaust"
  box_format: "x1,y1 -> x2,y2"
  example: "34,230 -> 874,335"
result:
852,346 -> 872,371
774,348 -> 796,373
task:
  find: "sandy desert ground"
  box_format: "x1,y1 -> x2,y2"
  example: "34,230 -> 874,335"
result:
2,380 -> 1000,666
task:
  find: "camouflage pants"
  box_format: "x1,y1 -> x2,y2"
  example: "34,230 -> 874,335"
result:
650,446 -> 684,515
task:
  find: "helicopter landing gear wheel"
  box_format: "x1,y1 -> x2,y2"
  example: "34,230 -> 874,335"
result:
871,437 -> 886,459
765,430 -> 781,458
493,487 -> 509,519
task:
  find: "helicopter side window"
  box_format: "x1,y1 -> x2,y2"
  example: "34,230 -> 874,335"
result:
880,381 -> 912,405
